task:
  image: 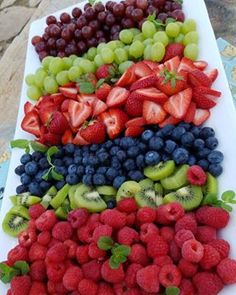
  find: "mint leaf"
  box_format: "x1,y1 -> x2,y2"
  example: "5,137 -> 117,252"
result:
112,245 -> 131,257
96,78 -> 106,89
78,82 -> 95,94
30,141 -> 48,153
13,261 -> 29,275
97,236 -> 114,250
166,17 -> 176,24
220,202 -> 233,212
51,169 -> 64,181
166,286 -> 180,295
201,193 -> 218,206
42,167 -> 53,181
222,190 -> 236,202
88,0 -> 97,5
10,139 -> 29,149
47,146 -> 59,165
109,255 -> 121,269
0,263 -> 20,284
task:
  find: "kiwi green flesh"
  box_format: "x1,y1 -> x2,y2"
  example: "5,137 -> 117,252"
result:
116,181 -> 141,202
154,183 -> 163,196
96,186 -> 117,196
202,173 -> 218,196
135,179 -> 156,208
2,213 -> 28,237
11,195 -> 41,207
55,207 -> 68,220
9,206 -> 29,220
69,184 -> 82,209
10,192 -> 30,205
139,178 -> 154,188
40,195 -> 52,209
144,160 -> 176,181
50,184 -> 70,209
47,186 -> 58,196
163,185 -> 203,211
161,164 -> 189,190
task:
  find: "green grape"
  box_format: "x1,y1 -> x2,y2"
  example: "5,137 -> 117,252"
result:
166,23 -> 180,38
36,67 -> 44,74
80,59 -> 96,73
176,21 -> 183,29
115,40 -> 124,48
44,76 -> 58,94
73,57 -> 83,67
168,37 -> 175,44
114,48 -> 128,64
49,57 -> 65,75
97,42 -> 106,54
174,33 -> 185,44
101,47 -> 115,63
181,19 -> 197,34
83,53 -> 89,59
119,29 -> 134,44
184,43 -> 199,61
25,74 -> 35,86
118,61 -> 134,74
27,86 -> 42,100
143,38 -> 154,46
56,71 -> 70,86
129,41 -> 144,59
62,57 -> 73,69
42,56 -> 53,70
107,40 -> 118,51
68,66 -> 83,81
142,20 -> 156,38
69,55 -> 77,60
151,42 -> 165,62
87,47 -> 97,61
144,45 -> 152,60
133,33 -> 144,42
130,28 -> 140,36
153,31 -> 169,47
34,70 -> 47,88
94,54 -> 104,67
183,31 -> 199,45
124,45 -> 130,54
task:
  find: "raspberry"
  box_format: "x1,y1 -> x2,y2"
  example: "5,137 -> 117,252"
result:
117,226 -> 139,245
7,245 -> 29,266
179,279 -> 196,295
178,258 -> 198,277
101,259 -> 125,283
52,221 -> 73,241
35,210 -> 57,231
88,242 -> 106,259
92,224 -> 113,243
126,213 -> 136,227
140,223 -> 159,243
78,279 -> 98,295
156,203 -> 184,225
153,255 -> 173,267
76,245 -> 90,264
97,282 -> 115,295
136,265 -> 160,293
159,264 -> 182,287
117,198 -> 138,213
129,244 -> 149,266
62,266 -> 83,291
47,238 -> 60,249
182,239 -> 204,263
193,272 -> 223,295
77,225 -> 94,243
87,213 -> 100,226
169,240 -> 181,263
100,209 -> 127,229
47,261 -> 66,283
200,244 -> 221,270
217,258 -> 236,284
29,204 -> 46,219
147,235 -> 169,258
29,242 -> 47,262
68,208 -> 89,228
125,263 -> 142,288
29,260 -> 47,281
208,239 -> 230,259
55,281 -> 68,293
64,239 -> 77,259
196,206 -> 230,229
46,242 -> 68,262
136,207 -> 156,224
37,231 -> 51,246
195,225 -> 216,243
174,229 -> 195,248
82,260 -> 102,282
175,214 -> 198,234
10,275 -> 31,295
187,165 -> 207,186
29,281 -> 47,295
18,229 -> 37,248
124,288 -> 141,295
160,226 -> 174,243
7,290 -> 12,295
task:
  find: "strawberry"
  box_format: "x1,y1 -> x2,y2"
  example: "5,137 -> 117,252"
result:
92,99 -> 108,117
68,101 -> 92,128
99,108 -> 129,139
61,99 -> 70,112
124,93 -> 143,118
95,83 -> 111,101
164,56 -> 181,72
194,86 -> 221,98
205,68 -> 218,83
125,117 -> 146,128
48,111 -> 69,134
51,93 -> 65,106
62,82 -> 76,88
192,108 -> 210,126
80,119 -> 106,144
143,60 -> 159,71
188,69 -> 212,87
43,132 -> 61,145
184,102 -> 196,123
130,74 -> 157,91
125,126 -> 144,137
178,57 -> 196,72
96,64 -> 116,79
21,110 -> 41,137
106,87 -> 130,108
192,92 -> 216,109
73,130 -> 90,145
24,101 -> 35,114
159,116 -> 181,128
84,73 -> 98,87
59,87 -> 77,99
39,105 -> 58,125
163,88 -> 192,119
133,61 -> 152,78
62,129 -> 73,145
193,61 -> 208,70
164,44 -> 184,62
134,87 -> 168,104
116,67 -> 136,87
78,94 -> 97,106
36,96 -> 55,110
143,101 -> 167,124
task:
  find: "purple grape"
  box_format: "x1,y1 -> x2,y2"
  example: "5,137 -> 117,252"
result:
72,7 -> 82,18
56,38 -> 66,50
49,49 -> 57,57
76,16 -> 87,29
42,33 -> 50,41
111,24 -> 121,34
35,41 -> 46,53
39,51 -> 48,61
87,37 -> 98,47
95,30 -> 104,38
84,3 -> 92,10
65,43 -> 77,55
57,51 -> 66,58
46,15 -> 57,25
113,3 -> 125,16
171,9 -> 185,22
97,11 -> 107,22
158,12 -> 168,21
77,41 -> 87,53
121,18 -> 135,28
67,23 -> 76,33
89,20 -> 100,32
105,13 -> 116,26
94,3 -> 105,13
81,26 -> 93,39
131,8 -> 144,21
74,29 -> 82,40
60,12 -> 71,24
47,38 -> 56,48
48,24 -> 61,37
85,7 -> 96,21
125,6 -> 134,18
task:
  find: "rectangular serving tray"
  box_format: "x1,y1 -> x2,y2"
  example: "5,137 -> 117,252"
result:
1,0 -> 236,293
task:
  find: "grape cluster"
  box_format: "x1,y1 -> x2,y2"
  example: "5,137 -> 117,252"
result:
31,0 -> 185,60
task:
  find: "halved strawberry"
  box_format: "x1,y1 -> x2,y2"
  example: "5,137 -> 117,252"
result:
188,69 -> 212,87
43,132 -> 61,145
48,111 -> 69,135
116,67 -> 136,87
59,87 -> 77,99
39,105 -> 58,125
184,102 -> 197,123
73,131 -> 89,145
95,83 -> 111,101
125,92 -> 143,117
193,61 -> 208,70
24,101 -> 35,114
62,129 -> 73,145
106,87 -> 129,108
62,82 -> 76,88
36,95 -> 54,110
159,116 -> 181,128
92,99 -> 108,117
192,109 -> 210,126
130,74 -> 157,91
143,101 -> 167,124
61,99 -> 71,112
21,110 -> 41,137
96,64 -> 116,80
192,92 -> 216,109
51,93 -> 65,106
134,87 -> 168,104
164,55 -> 181,71
163,88 -> 192,119
163,44 -> 184,62
125,126 -> 144,137
205,68 -> 218,83
178,57 -> 196,72
78,94 -> 97,106
125,117 -> 146,128
143,60 -> 159,71
68,101 -> 92,128
133,61 -> 152,78
194,86 -> 221,98
80,119 -> 106,144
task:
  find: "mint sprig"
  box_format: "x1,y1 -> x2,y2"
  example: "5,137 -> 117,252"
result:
202,190 -> 236,212
0,261 -> 29,284
42,146 -> 64,181
10,139 -> 48,153
166,286 -> 180,295
147,13 -> 177,29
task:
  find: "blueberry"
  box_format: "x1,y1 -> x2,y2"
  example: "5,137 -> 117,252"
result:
28,182 -> 43,196
39,181 -> 51,192
207,151 -> 224,164
74,156 -> 82,165
90,144 -> 99,152
39,157 -> 50,169
35,170 -> 47,182
128,170 -> 144,181
145,151 -> 161,166
66,174 -> 80,185
164,140 -> 177,154
149,137 -> 164,151
155,130 -> 164,137
193,139 -> 205,151
68,164 -> 77,175
180,132 -> 195,147
107,199 -> 116,209
171,126 -> 186,141
32,151 -> 43,162
197,148 -> 211,159
114,138 -> 121,145
82,146 -> 90,152
103,140 -> 113,149
188,155 -> 196,166
74,149 -> 82,157
96,147 -> 106,154
63,157 -> 74,167
20,173 -> 31,185
111,157 -> 121,169
127,146 -> 140,158
97,167 -> 107,174
142,130 -> 154,142
16,184 -> 27,194
25,161 -> 38,176
15,165 -> 25,176
173,148 -> 189,164
85,165 -> 95,175
88,156 -> 99,166
178,122 -> 191,130
53,159 -> 63,166
123,159 -> 136,171
110,146 -> 120,156
197,159 -> 209,170
106,168 -> 119,181
117,150 -> 126,161
162,154 -> 170,162
76,165 -> 85,176
199,127 -> 215,139
113,176 -> 126,189
138,142 -> 147,152
20,154 -> 32,165
55,166 -> 67,176
54,149 -> 64,158
191,126 -> 200,138
120,137 -> 135,149
82,174 -> 93,186
208,164 -> 223,177
55,180 -> 66,190
160,124 -> 175,137
82,157 -> 89,166
205,137 -> 218,150
136,155 -> 145,169
93,174 -> 106,185
97,152 -> 110,164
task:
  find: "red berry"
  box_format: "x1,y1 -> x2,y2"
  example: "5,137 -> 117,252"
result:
7,245 -> 29,266
82,260 -> 102,282
179,278 -> 196,295
126,213 -> 136,227
159,264 -> 182,287
100,209 -> 126,229
78,279 -> 98,295
178,258 -> 198,278
29,281 -> 47,295
101,259 -> 125,283
187,165 -> 207,185
92,224 -> 113,243
208,239 -> 230,259
175,213 -> 197,234
29,242 -> 47,262
217,258 -> 236,284
35,210 -> 57,231
140,223 -> 159,243
29,204 -> 46,219
153,255 -> 173,267
174,229 -> 195,248
76,245 -> 90,264
129,244 -> 149,266
200,244 -> 221,270
68,208 -> 89,228
169,240 -> 181,263
62,266 -> 83,291
10,275 -> 31,295
125,263 -> 142,288
117,226 -> 139,245
156,202 -> 184,225
182,239 -> 204,263
46,242 -> 68,262
193,272 -> 223,295
195,225 -> 216,243
136,265 -> 160,293
136,207 -> 156,224
52,221 -> 73,241
29,260 -> 47,282
88,242 -> 106,259
37,231 -> 51,246
196,206 -> 230,229
77,225 -> 94,243
47,262 -> 66,283
160,226 -> 174,243
64,239 -> 77,259
18,229 -> 37,248
147,235 -> 169,258
117,198 -> 138,213
97,282 -> 114,295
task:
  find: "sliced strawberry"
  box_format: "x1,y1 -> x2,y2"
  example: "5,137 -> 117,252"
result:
39,105 -> 58,125
92,99 -> 108,117
193,109 -> 210,126
36,95 -> 54,110
163,88 -> 192,119
130,74 -> 157,91
78,94 -> 97,106
155,64 -> 165,79
205,68 -> 218,83
59,87 -> 77,99
133,61 -> 152,78
143,60 -> 159,71
43,132 -> 61,145
125,92 -> 143,117
48,111 -> 69,135
62,112 -> 70,122
73,131 -> 89,145
51,93 -> 65,106
116,67 -> 136,87
95,83 -> 111,101
24,101 -> 35,114
125,117 -> 146,128
80,119 -> 106,144
68,101 -> 92,128
164,56 -> 181,71
193,61 -> 208,70
143,101 -> 167,124
192,92 -> 216,109
188,69 -> 212,87
21,110 -> 41,137
62,129 -> 73,145
163,43 -> 184,62
194,86 -> 221,98
159,116 -> 181,128
184,102 -> 197,123
178,57 -> 196,72
61,99 -> 71,112
134,87 -> 168,104
62,82 -> 76,88
96,64 -> 116,80
125,126 -> 144,137
106,87 -> 130,108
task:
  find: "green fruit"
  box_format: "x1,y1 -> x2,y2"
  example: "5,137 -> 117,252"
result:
144,161 -> 176,181
116,181 -> 141,202
154,183 -> 164,206
202,173 -> 218,196
69,184 -> 82,209
50,184 -> 70,209
163,185 -> 203,211
103,195 -> 116,203
119,29 -> 134,44
135,179 -> 156,207
161,165 -> 189,190
118,61 -> 134,74
10,194 -> 41,207
9,206 -> 30,220
96,186 -> 117,196
142,20 -> 156,38
55,207 -> 68,220
129,41 -> 144,59
41,186 -> 57,208
2,212 -> 28,237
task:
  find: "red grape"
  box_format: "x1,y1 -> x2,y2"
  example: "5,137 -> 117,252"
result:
98,37 -> 107,43
85,7 -> 96,21
84,3 -> 92,10
125,6 -> 134,18
47,38 -> 56,49
95,30 -> 104,38
57,51 -> 66,58
164,1 -> 172,12
56,38 -> 66,50
136,0 -> 148,10
111,24 -> 121,34
72,7 -> 82,18
131,8 -> 143,21
67,23 -> 76,32
60,12 -> 71,24
39,51 -> 48,61
42,33 -> 49,42
87,37 -> 98,47
46,15 -> 57,25
105,13 -> 116,26
105,1 -> 114,11
113,3 -> 125,16
35,41 -> 46,53
61,27 -> 73,41
158,12 -> 168,21
49,24 -> 61,37
94,3 -> 105,13
74,29 -> 82,40
77,41 -> 87,53
49,49 -> 57,56
111,32 -> 120,40
125,0 -> 136,5
76,16 -> 87,29
31,35 -> 42,46
153,0 -> 165,8
146,5 -> 158,15
171,9 -> 185,22
65,43 -> 77,55
81,26 -> 93,39
121,18 -> 135,28
89,20 -> 100,32
97,11 -> 107,22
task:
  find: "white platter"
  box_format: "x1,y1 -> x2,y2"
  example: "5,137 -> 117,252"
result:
1,0 -> 236,293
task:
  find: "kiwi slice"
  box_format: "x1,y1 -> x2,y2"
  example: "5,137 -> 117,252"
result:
2,212 -> 29,237
50,184 -> 70,209
116,181 -> 141,202
10,192 -> 30,205
10,194 -> 41,207
135,179 -> 157,208
202,173 -> 218,196
144,161 -> 176,181
74,184 -> 107,212
41,186 -> 57,208
55,207 -> 68,220
154,183 -> 164,206
163,185 -> 203,211
161,164 -> 189,190
96,186 -> 117,196
103,195 -> 116,203
9,206 -> 30,220
69,184 -> 82,209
